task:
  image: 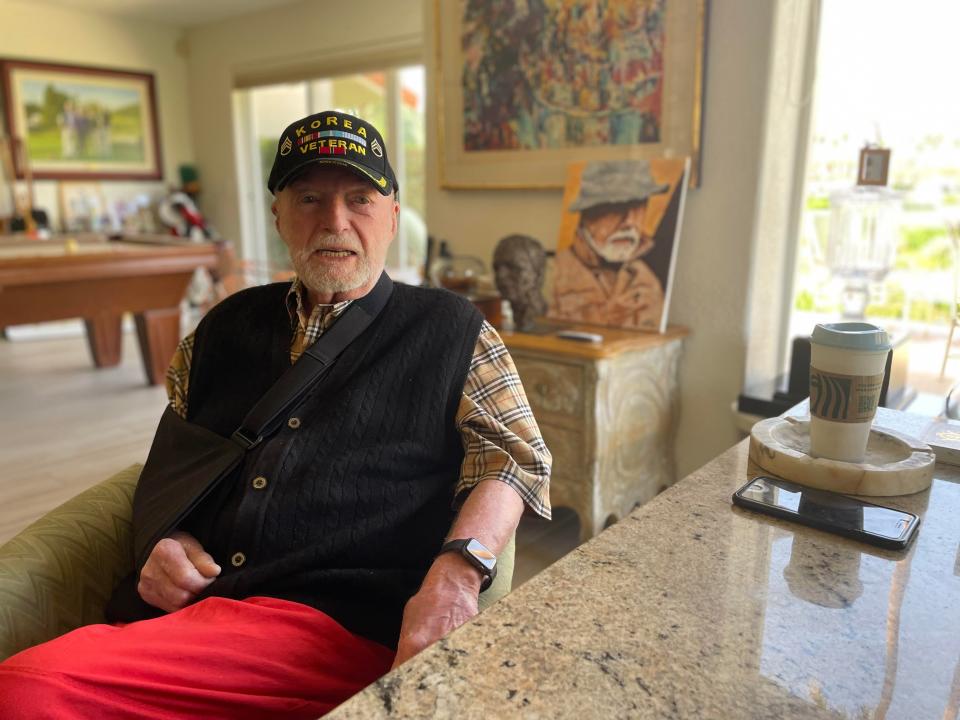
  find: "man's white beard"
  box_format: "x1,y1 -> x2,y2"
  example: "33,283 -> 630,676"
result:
582,227 -> 646,264
290,232 -> 371,295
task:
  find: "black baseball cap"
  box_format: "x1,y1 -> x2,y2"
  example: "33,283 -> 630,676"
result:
267,110 -> 398,196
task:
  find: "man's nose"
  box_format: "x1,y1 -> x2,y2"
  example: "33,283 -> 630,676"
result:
316,196 -> 350,233
625,206 -> 645,227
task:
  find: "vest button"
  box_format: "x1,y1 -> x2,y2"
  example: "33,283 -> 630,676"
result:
252,476 -> 267,490
287,417 -> 301,429
231,552 -> 246,568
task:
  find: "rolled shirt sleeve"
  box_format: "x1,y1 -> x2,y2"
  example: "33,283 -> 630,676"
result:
454,321 -> 552,519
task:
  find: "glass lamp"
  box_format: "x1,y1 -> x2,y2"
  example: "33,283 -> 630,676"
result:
826,147 -> 900,319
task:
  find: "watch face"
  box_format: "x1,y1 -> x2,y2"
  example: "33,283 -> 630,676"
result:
465,538 -> 497,571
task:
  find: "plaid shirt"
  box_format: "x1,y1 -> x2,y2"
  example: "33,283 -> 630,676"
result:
166,279 -> 551,518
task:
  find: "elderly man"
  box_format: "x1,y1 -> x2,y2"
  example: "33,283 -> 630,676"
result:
551,160 -> 669,330
0,111 -> 551,719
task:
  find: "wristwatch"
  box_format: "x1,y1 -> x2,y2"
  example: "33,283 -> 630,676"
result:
438,538 -> 497,592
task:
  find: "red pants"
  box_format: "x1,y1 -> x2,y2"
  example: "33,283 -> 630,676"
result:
0,596 -> 394,719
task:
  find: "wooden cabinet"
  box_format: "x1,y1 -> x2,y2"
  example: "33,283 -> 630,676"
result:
502,325 -> 687,541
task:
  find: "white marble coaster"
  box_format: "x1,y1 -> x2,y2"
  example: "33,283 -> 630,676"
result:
749,415 -> 935,496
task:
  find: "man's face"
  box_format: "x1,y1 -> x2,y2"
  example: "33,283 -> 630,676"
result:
272,164 -> 398,303
578,201 -> 652,264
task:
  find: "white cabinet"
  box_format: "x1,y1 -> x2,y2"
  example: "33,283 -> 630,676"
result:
504,326 -> 686,541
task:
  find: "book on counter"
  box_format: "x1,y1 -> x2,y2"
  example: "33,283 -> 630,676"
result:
923,419 -> 960,466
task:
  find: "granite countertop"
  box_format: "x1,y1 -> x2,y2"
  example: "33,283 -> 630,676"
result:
328,408 -> 960,719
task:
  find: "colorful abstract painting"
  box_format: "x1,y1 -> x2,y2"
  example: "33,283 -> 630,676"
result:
436,0 -> 706,188
461,0 -> 664,151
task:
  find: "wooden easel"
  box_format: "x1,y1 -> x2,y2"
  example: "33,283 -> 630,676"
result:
0,135 -> 36,235
0,134 -> 17,233
13,137 -> 36,235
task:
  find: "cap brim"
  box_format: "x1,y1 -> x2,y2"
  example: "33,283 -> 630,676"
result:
274,158 -> 392,196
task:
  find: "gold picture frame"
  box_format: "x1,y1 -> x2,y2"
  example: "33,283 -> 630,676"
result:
1,59 -> 162,181
435,0 -> 707,190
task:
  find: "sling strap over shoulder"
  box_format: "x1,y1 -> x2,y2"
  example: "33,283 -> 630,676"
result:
128,272 -> 395,573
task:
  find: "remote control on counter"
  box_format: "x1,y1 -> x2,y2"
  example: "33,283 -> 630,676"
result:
555,330 -> 603,343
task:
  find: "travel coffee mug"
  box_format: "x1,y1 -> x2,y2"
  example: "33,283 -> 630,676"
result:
808,322 -> 890,463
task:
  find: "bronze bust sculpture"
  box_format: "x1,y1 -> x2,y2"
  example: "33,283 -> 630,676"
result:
493,234 -> 547,332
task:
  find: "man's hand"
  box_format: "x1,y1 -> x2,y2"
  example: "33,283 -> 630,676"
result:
391,553 -> 482,669
391,478 -> 525,670
137,530 -> 221,613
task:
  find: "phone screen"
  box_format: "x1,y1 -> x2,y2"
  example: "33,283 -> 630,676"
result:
734,476 -> 920,548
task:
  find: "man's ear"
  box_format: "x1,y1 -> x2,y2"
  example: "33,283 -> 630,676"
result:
271,198 -> 279,231
391,199 -> 399,237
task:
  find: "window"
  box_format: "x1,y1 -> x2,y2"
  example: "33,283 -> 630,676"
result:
787,1 -> 960,406
233,66 -> 426,284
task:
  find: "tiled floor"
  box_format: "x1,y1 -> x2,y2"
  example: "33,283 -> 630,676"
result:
513,507 -> 581,587
900,326 -> 957,416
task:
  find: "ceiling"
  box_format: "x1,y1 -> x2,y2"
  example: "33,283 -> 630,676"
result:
24,0 -> 304,28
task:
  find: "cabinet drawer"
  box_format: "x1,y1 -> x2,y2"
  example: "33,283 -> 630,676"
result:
513,356 -> 584,423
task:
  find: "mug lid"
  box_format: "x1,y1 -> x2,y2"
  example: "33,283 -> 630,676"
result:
811,322 -> 891,352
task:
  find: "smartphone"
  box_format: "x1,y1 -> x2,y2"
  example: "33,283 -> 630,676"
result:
732,476 -> 920,550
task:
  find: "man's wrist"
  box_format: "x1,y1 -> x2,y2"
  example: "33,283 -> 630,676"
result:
436,537 -> 497,592
426,552 -> 485,594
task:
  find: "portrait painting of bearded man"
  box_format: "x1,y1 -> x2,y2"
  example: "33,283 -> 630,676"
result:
549,158 -> 689,332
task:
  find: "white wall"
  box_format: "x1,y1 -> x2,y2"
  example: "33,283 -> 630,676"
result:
0,0 -> 194,227
183,0 -> 423,251
672,2 -> 777,476
423,0 -> 777,478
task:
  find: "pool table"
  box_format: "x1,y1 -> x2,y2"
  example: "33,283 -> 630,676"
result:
0,234 -> 220,385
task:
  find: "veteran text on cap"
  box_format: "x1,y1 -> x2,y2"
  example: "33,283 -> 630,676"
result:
268,110 -> 398,196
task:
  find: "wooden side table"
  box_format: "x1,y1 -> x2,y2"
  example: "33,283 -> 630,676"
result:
501,324 -> 688,541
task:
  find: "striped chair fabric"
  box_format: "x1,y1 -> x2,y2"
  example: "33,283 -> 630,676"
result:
0,463 -> 141,661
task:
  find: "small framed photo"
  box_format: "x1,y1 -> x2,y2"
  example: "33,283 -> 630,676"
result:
858,147 -> 891,187
58,181 -> 106,232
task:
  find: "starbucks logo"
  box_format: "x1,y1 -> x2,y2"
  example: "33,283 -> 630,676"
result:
810,371 -> 852,420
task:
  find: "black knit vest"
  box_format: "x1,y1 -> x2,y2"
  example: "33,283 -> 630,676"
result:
180,281 -> 483,648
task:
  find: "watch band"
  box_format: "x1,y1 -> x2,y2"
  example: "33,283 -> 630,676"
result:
439,538 -> 497,592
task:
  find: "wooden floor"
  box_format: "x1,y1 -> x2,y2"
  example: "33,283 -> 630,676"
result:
0,328 -> 168,544
0,326 -> 580,586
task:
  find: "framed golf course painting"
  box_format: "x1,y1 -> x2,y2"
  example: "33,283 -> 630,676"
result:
1,59 -> 162,180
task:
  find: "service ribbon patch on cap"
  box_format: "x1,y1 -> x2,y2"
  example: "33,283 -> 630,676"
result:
267,110 -> 397,195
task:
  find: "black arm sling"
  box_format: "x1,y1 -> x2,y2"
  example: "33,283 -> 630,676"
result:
107,273 -> 393,620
